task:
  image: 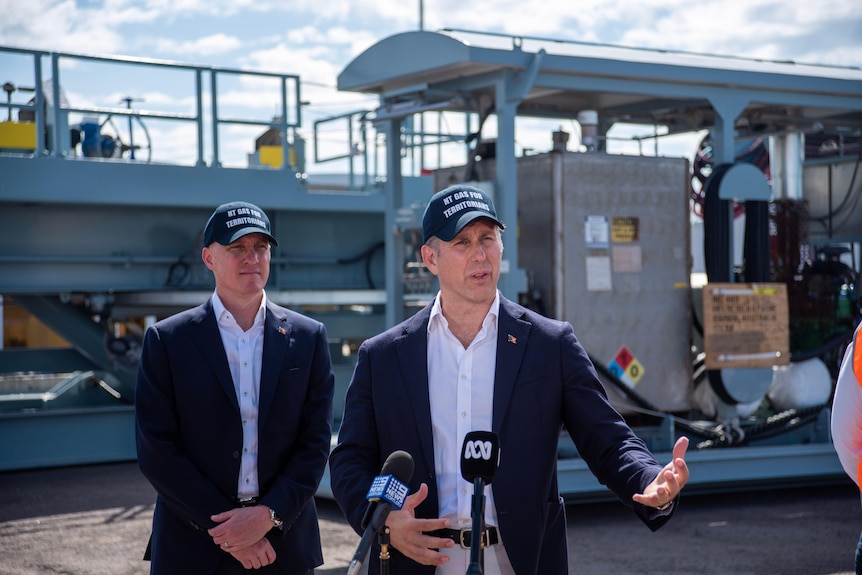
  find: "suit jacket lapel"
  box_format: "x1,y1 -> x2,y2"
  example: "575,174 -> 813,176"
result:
259,303 -> 289,426
395,305 -> 435,477
399,299 -> 531,467
190,299 -> 239,412
493,297 -> 531,434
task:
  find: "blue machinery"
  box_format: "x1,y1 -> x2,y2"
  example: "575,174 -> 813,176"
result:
2,30 -> 862,499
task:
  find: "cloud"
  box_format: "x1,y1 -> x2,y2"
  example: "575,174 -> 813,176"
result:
132,0 -> 290,18
150,33 -> 242,57
618,0 -> 861,67
0,0 -> 115,53
0,0 -> 161,54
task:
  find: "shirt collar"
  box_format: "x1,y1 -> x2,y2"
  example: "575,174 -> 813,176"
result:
212,289 -> 268,327
428,290 -> 500,333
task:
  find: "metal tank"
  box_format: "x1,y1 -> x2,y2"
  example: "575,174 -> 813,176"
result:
436,149 -> 692,414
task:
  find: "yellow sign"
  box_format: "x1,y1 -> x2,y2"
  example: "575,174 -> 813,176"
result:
611,216 -> 639,242
0,121 -> 36,151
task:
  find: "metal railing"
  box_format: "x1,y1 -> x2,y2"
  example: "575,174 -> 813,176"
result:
0,45 -> 302,169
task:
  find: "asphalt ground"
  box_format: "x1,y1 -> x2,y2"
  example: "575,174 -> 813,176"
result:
0,461 -> 859,575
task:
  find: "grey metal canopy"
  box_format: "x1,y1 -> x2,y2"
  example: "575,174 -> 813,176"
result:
339,29 -> 862,147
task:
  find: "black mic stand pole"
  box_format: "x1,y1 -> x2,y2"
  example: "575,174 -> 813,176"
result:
378,526 -> 391,575
465,476 -> 486,575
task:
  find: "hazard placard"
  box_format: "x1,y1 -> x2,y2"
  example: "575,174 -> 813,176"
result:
608,346 -> 645,388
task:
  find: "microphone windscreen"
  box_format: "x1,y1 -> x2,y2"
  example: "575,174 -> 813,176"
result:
380,449 -> 414,484
460,431 -> 500,484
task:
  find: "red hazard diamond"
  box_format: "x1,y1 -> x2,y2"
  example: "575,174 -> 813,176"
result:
615,347 -> 634,370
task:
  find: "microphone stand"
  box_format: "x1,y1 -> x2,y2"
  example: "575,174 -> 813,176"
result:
466,476 -> 486,575
378,526 -> 390,575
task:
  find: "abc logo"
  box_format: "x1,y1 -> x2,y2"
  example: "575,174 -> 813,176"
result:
463,440 -> 494,460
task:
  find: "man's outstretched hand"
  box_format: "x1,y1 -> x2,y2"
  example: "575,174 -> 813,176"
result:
632,436 -> 690,509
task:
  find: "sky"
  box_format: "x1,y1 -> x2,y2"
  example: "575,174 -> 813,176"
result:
1,0 -> 861,175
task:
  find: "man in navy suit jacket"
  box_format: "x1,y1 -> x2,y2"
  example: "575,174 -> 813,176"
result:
136,201 -> 334,574
330,185 -> 689,574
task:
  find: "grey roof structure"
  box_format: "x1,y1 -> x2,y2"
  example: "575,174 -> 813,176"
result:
340,29 -> 862,148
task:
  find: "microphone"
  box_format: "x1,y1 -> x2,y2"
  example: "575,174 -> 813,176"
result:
461,430 -> 500,484
461,431 -> 500,575
346,450 -> 414,575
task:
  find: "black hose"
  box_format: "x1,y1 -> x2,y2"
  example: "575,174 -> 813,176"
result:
590,354 -> 658,412
703,163 -> 733,283
743,199 -> 770,282
337,241 -> 384,290
589,353 -> 728,444
695,405 -> 828,449
790,330 -> 853,362
741,405 -> 827,443
590,350 -> 834,449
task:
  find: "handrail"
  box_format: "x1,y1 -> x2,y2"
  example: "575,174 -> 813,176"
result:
0,45 -> 302,170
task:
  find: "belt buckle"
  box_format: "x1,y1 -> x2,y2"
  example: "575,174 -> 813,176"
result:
458,528 -> 488,549
237,497 -> 257,507
458,528 -> 471,549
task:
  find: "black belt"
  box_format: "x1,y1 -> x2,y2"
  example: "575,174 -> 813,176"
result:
428,526 -> 500,549
235,497 -> 259,508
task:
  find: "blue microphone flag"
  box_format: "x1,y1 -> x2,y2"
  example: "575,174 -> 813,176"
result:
365,474 -> 409,510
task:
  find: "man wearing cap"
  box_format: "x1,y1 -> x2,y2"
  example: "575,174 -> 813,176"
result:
136,201 -> 334,574
330,184 -> 689,574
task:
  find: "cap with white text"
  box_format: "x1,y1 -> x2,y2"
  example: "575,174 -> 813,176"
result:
422,184 -> 505,243
203,201 -> 278,247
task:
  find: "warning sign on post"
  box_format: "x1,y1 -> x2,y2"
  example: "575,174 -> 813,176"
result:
702,283 -> 789,369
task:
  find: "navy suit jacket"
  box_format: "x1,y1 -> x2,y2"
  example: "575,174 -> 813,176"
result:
330,295 -> 672,575
135,298 -> 334,575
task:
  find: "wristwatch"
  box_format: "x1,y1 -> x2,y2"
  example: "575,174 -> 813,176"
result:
269,507 -> 284,530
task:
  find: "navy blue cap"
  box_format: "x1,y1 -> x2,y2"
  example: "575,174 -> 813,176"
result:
422,184 -> 505,243
203,201 -> 278,247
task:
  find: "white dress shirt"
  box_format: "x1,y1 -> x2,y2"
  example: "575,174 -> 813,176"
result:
427,290 -> 516,575
212,290 -> 267,500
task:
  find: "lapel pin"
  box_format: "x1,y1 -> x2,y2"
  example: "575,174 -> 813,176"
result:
277,326 -> 287,336
507,334 -> 517,345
